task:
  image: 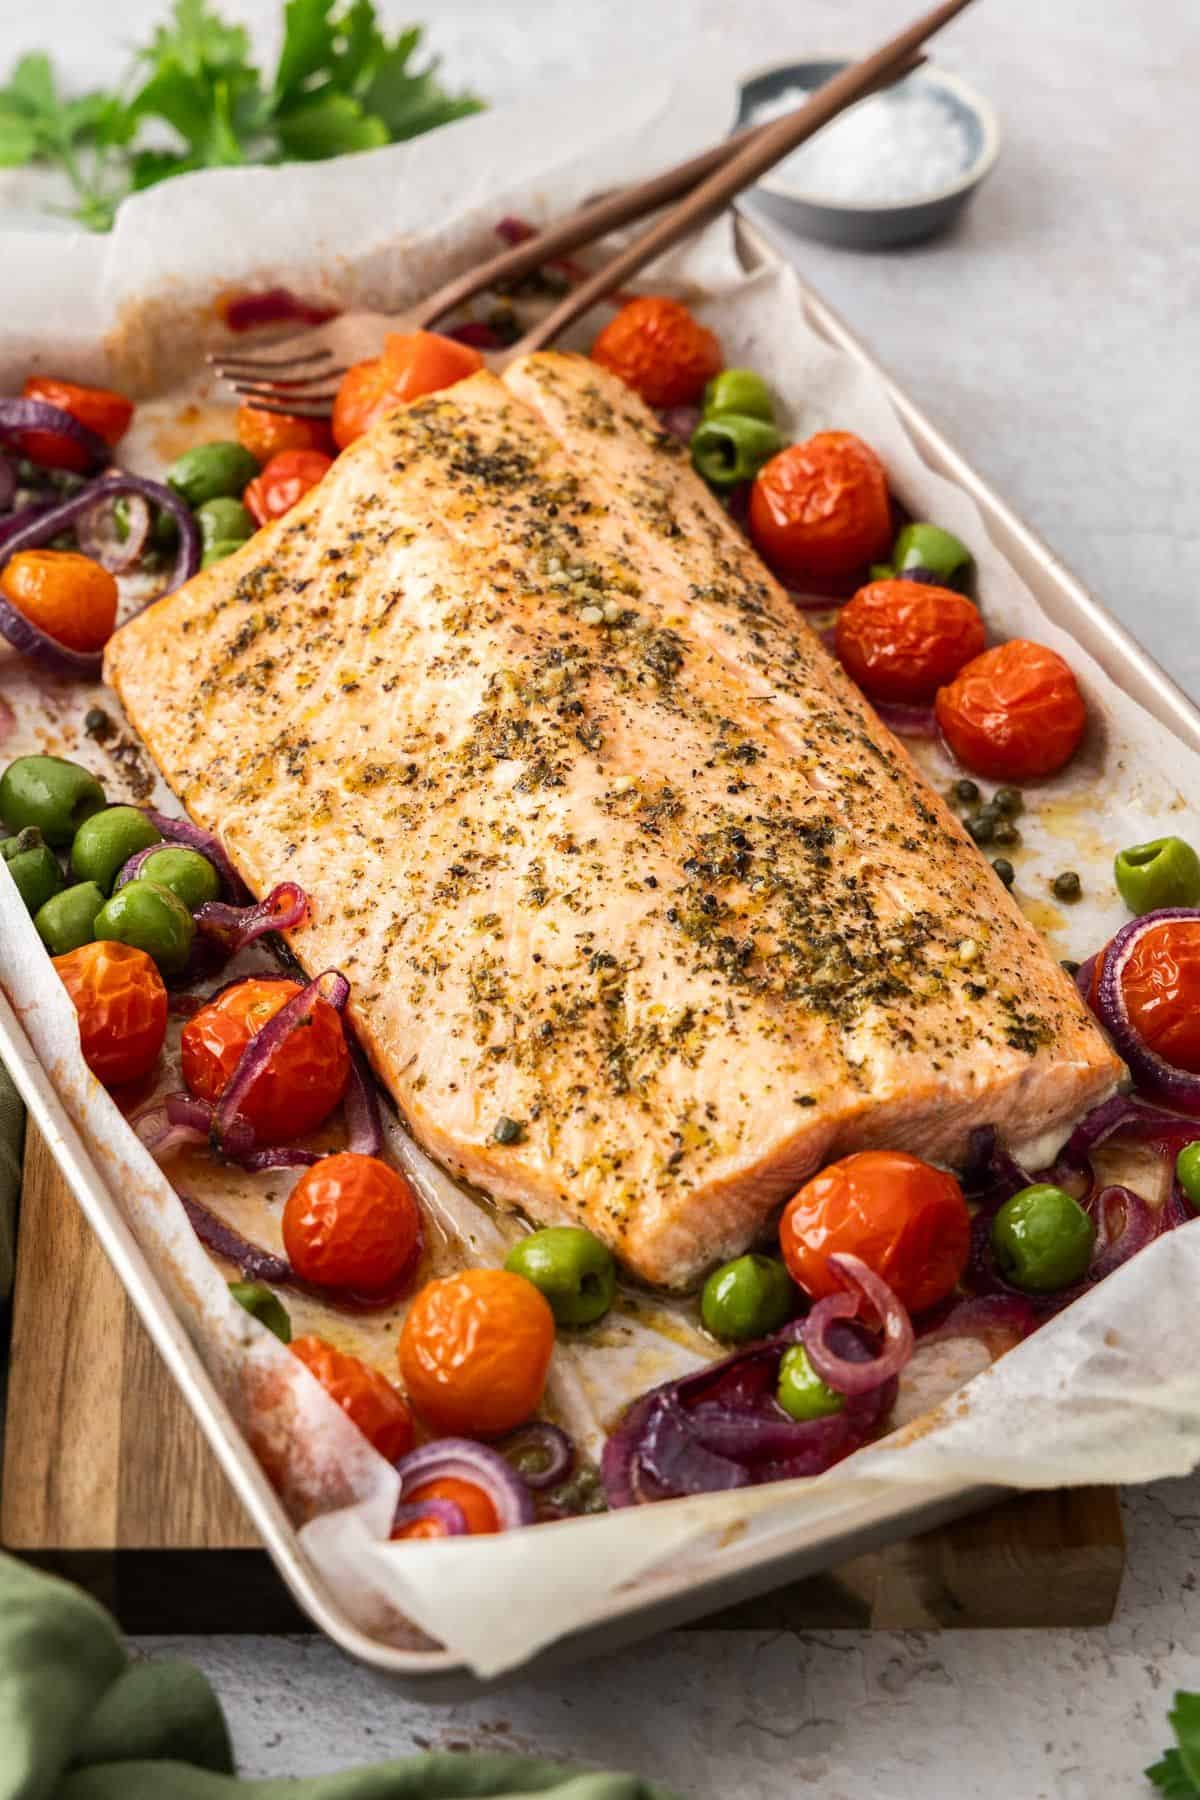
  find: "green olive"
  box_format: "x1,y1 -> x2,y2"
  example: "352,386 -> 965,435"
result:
3,831 -> 64,914
93,879 -> 195,974
0,755 -> 106,847
34,880 -> 105,955
893,521 -> 972,589
504,1225 -> 616,1326
702,368 -> 775,424
700,1253 -> 794,1343
166,440 -> 260,508
138,846 -> 220,910
1114,836 -> 1200,915
195,496 -> 255,550
70,805 -> 162,894
690,414 -> 784,490
1176,1144 -> 1200,1213
228,1280 -> 292,1343
776,1343 -> 845,1422
201,539 -> 249,568
990,1183 -> 1095,1292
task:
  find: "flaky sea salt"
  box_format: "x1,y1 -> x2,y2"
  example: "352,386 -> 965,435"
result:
750,81 -> 971,205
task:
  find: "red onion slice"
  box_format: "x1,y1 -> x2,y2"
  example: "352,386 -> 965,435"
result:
391,1498 -> 468,1537
133,1100 -> 208,1162
0,397 -> 109,471
114,842 -> 164,890
0,453 -> 13,511
917,1294 -> 1037,1358
803,1253 -> 914,1396
194,882 -> 309,954
1094,909 -> 1200,1113
871,698 -> 939,738
211,969 -> 349,1156
181,1193 -> 292,1285
141,811 -> 248,903
500,1421 -> 574,1490
394,1439 -> 535,1530
0,471 -> 200,600
343,1044 -> 383,1157
780,580 -> 844,614
77,487 -> 151,575
1088,1183 -> 1158,1281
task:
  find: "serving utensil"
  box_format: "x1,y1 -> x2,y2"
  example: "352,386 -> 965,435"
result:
211,0 -> 973,417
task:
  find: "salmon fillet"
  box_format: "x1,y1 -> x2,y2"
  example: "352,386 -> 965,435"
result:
104,354 -> 1122,1288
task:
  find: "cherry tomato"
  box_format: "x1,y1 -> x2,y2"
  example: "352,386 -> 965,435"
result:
780,1149 -> 970,1315
332,331 -> 485,450
749,433 -> 892,592
935,639 -> 1087,782
19,376 -> 134,471
0,549 -> 118,653
1092,917 -> 1200,1073
391,1475 -> 500,1540
53,939 -> 167,1087
398,1268 -> 555,1437
290,1334 -> 414,1462
282,1151 -> 421,1295
180,975 -> 349,1141
235,402 -> 334,465
834,578 -> 986,704
243,449 -> 333,526
590,295 -> 723,409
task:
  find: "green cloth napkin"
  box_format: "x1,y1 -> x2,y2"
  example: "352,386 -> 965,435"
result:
0,1554 -> 682,1800
0,1057 -> 23,1303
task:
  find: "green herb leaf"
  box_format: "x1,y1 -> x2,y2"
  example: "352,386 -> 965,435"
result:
1147,1693 -> 1200,1794
361,32 -> 482,140
275,90 -> 388,159
0,103 -> 38,165
273,0 -> 339,106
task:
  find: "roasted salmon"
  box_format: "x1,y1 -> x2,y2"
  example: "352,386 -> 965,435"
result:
104,354 -> 1122,1288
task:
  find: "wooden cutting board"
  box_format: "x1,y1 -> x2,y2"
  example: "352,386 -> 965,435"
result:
0,1124 -> 1126,1633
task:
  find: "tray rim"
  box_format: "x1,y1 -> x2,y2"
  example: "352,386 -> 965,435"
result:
1,213 -> 1193,1688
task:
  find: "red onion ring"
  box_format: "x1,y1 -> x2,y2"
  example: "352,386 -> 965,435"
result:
132,1100 -> 208,1162
0,398 -> 109,471
180,1193 -> 291,1285
77,487 -> 151,575
194,881 -> 309,955
0,471 -> 199,598
140,810 -> 248,903
394,1439 -> 535,1530
0,453 -> 14,511
0,501 -> 55,547
802,1253 -> 914,1396
1088,1183 -> 1158,1281
781,580 -> 844,614
870,698 -> 939,738
1094,909 -> 1200,1113
391,1498 -> 468,1537
211,969 -> 349,1156
343,1044 -> 383,1158
1075,952 -> 1098,1006
500,1421 -> 574,1490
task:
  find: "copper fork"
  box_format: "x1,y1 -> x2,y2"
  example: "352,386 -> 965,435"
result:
210,0 -> 972,418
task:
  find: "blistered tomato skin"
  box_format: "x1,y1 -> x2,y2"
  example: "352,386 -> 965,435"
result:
398,1268 -> 555,1438
1098,917 -> 1200,1074
235,402 -> 334,464
780,1149 -> 971,1315
0,550 -> 119,654
748,433 -> 893,592
591,295 -> 723,409
332,332 -> 485,449
835,579 -> 986,704
52,939 -> 167,1087
291,1335 -> 414,1462
20,376 -> 133,470
282,1152 -> 422,1295
180,975 -> 350,1140
393,1476 -> 500,1539
243,450 -> 334,526
936,639 -> 1087,782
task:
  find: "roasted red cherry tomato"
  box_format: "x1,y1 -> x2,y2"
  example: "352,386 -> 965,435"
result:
0,549 -> 119,653
20,376 -> 134,471
780,1149 -> 970,1315
1092,917 -> 1200,1073
398,1268 -> 555,1437
235,402 -> 333,465
835,578 -> 986,703
291,1334 -> 414,1462
391,1475 -> 500,1540
243,449 -> 333,526
935,639 -> 1087,781
590,295 -> 723,409
282,1151 -> 422,1294
749,433 -> 892,592
53,939 -> 167,1087
332,331 -> 485,450
180,975 -> 349,1141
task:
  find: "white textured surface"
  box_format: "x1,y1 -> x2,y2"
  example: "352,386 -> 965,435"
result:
2,0 -> 1198,1791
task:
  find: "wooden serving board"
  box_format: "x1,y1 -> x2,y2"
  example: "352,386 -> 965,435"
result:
1,1125 -> 1126,1633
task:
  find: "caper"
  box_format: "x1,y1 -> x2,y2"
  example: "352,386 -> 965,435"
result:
951,778 -> 981,806
992,857 -> 1015,888
991,819 -> 1022,848
1052,871 -> 1082,902
992,786 -> 1024,817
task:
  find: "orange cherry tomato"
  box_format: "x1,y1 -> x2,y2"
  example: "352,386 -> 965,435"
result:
19,376 -> 134,471
834,578 -> 986,704
1092,917 -> 1200,1073
590,294 -> 723,409
0,549 -> 118,653
332,331 -> 485,450
243,449 -> 334,526
749,433 -> 892,593
391,1475 -> 500,1540
53,940 -> 167,1087
291,1334 -> 414,1462
282,1151 -> 421,1295
180,975 -> 349,1141
935,639 -> 1087,782
235,402 -> 333,465
398,1268 -> 555,1438
780,1149 -> 970,1316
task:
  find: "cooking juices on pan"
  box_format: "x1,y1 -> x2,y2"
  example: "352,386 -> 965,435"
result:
2,287 -> 1197,1540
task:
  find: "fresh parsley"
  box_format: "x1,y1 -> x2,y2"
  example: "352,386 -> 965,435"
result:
0,0 -> 482,230
1148,1691 -> 1200,1794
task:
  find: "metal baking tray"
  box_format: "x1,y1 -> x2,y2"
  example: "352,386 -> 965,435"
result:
3,212 -> 1198,1693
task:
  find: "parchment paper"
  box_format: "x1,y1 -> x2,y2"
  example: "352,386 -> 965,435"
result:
2,69 -> 1200,1678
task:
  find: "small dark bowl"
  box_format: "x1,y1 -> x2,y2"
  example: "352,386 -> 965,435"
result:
737,59 -> 1000,249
